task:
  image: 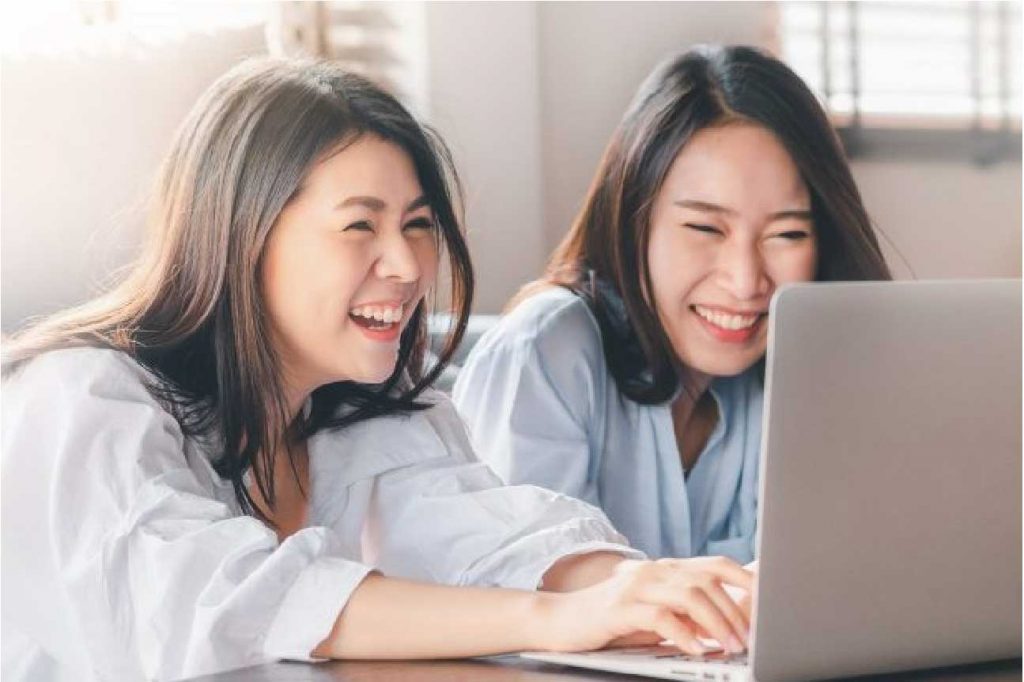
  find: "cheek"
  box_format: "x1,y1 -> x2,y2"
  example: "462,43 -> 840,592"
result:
264,235 -> 368,335
647,229 -> 711,305
260,240 -> 300,330
414,237 -> 440,288
766,242 -> 818,285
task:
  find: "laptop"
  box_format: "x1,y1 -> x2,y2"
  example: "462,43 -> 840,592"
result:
521,280 -> 1022,682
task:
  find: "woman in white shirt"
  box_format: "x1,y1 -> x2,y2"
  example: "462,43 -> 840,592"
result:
453,45 -> 892,562
1,59 -> 753,681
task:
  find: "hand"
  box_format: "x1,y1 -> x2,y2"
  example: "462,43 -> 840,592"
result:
537,556 -> 754,656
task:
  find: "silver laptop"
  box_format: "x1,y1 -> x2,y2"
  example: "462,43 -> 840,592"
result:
522,280 -> 1022,682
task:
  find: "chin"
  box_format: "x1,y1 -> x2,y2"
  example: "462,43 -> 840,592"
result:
688,355 -> 761,378
361,364 -> 400,385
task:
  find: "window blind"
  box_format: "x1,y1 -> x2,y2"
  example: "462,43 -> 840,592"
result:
779,1 -> 1022,163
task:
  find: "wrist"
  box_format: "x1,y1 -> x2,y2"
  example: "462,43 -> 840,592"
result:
524,590 -> 567,652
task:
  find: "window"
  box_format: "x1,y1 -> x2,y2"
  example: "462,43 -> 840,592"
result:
778,1 -> 1022,163
1,0 -> 427,114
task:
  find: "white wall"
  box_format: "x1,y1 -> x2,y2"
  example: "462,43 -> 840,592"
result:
4,4 -> 1019,328
853,161 -> 1022,279
425,2 -> 546,314
425,1 -> 1021,313
1,26 -> 267,332
537,1 -> 774,253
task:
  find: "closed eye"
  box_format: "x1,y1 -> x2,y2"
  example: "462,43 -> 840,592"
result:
774,230 -> 812,240
343,220 -> 373,232
685,223 -> 723,235
404,217 -> 436,231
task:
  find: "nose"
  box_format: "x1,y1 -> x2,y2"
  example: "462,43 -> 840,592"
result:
718,239 -> 770,301
374,229 -> 422,284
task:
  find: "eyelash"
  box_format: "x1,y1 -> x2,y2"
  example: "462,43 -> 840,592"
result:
684,224 -> 811,241
343,218 -> 436,232
774,231 -> 811,241
685,223 -> 722,235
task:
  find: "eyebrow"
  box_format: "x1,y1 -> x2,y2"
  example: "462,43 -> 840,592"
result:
674,199 -> 813,222
335,195 -> 431,212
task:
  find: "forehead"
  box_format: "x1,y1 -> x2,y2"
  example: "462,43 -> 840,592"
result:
301,134 -> 423,199
662,122 -> 809,206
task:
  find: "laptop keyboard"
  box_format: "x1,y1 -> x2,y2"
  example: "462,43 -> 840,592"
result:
581,645 -> 749,666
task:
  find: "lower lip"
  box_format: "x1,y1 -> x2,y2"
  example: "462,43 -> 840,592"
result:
352,319 -> 402,343
692,308 -> 764,343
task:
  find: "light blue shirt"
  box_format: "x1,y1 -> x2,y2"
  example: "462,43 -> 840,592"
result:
453,287 -> 763,562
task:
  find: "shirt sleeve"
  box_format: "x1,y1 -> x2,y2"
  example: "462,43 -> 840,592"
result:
452,294 -> 607,507
1,350 -> 372,681
353,394 -> 644,590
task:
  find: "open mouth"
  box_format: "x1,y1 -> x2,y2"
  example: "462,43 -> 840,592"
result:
690,304 -> 766,342
349,303 -> 405,332
691,304 -> 761,331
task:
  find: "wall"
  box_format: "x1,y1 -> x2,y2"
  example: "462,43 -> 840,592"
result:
1,26 -> 267,332
853,161 -> 1022,280
426,1 -> 1021,312
4,4 -> 1019,328
537,1 -> 774,254
425,2 -> 546,314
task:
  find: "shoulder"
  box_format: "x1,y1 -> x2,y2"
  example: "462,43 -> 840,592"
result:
5,346 -> 156,397
312,389 -> 476,485
454,287 -> 609,418
3,346 -> 183,441
475,286 -> 604,365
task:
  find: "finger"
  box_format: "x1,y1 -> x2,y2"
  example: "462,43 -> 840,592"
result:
702,582 -> 750,647
657,556 -> 755,592
624,604 -> 705,656
738,594 -> 754,621
670,587 -> 744,654
636,578 -> 745,635
634,581 -> 741,652
691,556 -> 756,592
607,630 -> 664,649
646,608 -> 705,657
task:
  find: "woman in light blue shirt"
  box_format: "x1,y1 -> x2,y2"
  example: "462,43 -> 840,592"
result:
453,45 -> 892,562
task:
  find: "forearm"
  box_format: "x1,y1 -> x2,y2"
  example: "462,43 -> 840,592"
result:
313,573 -> 557,659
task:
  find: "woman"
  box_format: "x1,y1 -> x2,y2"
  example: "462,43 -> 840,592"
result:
1,59 -> 753,682
453,45 -> 891,563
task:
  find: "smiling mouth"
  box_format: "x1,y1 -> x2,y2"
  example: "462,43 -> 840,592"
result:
691,304 -> 763,331
349,303 -> 405,331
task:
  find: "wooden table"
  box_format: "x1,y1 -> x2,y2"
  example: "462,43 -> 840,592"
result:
186,655 -> 1021,681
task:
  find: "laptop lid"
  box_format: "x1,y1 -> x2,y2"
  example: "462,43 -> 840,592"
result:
752,280 -> 1022,682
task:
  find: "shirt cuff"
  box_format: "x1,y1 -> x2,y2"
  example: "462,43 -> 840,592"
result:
263,556 -> 375,662
495,518 -> 647,591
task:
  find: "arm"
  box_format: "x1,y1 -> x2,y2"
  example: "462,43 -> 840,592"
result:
314,555 -> 757,659
313,399 -> 753,659
314,573 -> 546,658
2,351 -> 373,679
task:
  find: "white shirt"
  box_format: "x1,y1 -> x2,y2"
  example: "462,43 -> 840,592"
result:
1,348 -> 641,682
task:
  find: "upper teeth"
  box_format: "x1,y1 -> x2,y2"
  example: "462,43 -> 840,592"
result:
694,305 -> 759,330
351,304 -> 404,324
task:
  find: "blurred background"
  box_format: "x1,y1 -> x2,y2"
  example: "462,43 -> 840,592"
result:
2,0 -> 1021,330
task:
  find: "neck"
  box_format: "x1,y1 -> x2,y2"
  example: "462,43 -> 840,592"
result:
285,385 -> 311,426
676,364 -> 712,404
278,361 -> 317,427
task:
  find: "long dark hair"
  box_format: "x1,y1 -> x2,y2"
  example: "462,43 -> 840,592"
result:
516,44 -> 891,404
2,58 -> 474,520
